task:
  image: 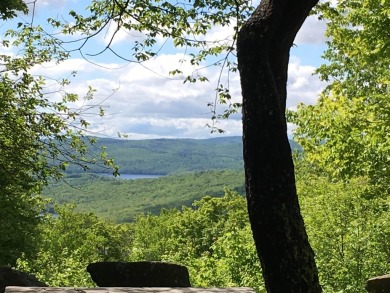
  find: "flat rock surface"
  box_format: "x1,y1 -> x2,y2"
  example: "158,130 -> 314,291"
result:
366,274 -> 390,293
87,262 -> 191,287
5,287 -> 255,293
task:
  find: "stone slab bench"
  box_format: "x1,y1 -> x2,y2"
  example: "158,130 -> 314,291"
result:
5,287 -> 255,293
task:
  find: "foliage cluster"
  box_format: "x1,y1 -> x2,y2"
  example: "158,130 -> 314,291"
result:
0,0 -> 27,20
17,205 -> 132,287
18,190 -> 264,290
0,1 -> 117,266
289,0 -> 390,193
297,174 -> 389,292
0,192 -> 45,265
18,175 -> 389,293
129,190 -> 263,291
287,1 -> 390,289
125,173 -> 389,293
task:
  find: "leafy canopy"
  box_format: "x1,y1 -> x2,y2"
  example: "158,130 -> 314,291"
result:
0,2 -> 117,265
289,0 -> 390,192
130,189 -> 264,292
17,205 -> 132,286
0,0 -> 27,20
297,173 -> 389,293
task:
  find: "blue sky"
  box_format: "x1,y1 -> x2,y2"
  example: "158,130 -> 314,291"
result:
2,0 -> 329,139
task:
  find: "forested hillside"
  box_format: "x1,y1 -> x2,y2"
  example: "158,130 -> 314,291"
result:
44,170 -> 245,222
45,136 -> 299,222
67,136 -> 300,175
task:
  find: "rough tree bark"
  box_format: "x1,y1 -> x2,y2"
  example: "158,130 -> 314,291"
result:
237,1 -> 322,292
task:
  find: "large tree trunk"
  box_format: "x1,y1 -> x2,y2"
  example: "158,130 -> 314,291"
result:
237,1 -> 322,292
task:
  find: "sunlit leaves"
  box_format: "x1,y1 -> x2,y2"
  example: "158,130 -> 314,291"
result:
0,192 -> 46,266
298,174 -> 389,293
16,205 -> 133,286
129,189 -> 265,291
1,21 -> 119,184
0,4 -> 118,265
290,0 -> 390,191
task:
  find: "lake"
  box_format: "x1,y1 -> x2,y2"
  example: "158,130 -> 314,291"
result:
97,173 -> 163,180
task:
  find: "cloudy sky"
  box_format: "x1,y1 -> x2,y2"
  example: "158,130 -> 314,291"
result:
3,0 -> 328,139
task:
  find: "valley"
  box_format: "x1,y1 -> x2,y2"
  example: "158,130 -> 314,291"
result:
43,136 -> 300,222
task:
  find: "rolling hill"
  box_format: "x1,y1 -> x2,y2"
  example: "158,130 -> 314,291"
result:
45,136 -> 301,222
67,136 -> 300,175
44,170 -> 245,222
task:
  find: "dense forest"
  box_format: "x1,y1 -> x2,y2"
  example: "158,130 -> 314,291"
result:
18,170 -> 390,293
44,170 -> 246,222
1,1 -> 389,293
43,136 -> 299,222
24,141 -> 390,292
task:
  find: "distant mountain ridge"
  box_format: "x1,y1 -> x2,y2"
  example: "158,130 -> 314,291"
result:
47,136 -> 301,222
71,136 -> 300,175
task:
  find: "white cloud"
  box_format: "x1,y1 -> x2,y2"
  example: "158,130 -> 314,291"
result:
31,59 -> 93,77
296,15 -> 327,45
93,117 -> 242,139
25,51 -> 325,139
287,57 -> 325,108
100,22 -> 143,46
23,0 -> 74,19
202,22 -> 236,43
295,0 -> 339,45
0,43 -> 15,56
7,1 -> 327,140
32,0 -> 73,7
